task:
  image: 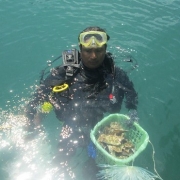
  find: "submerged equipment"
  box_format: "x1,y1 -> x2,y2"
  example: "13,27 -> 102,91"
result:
79,31 -> 108,48
97,164 -> 162,180
90,114 -> 149,165
90,113 -> 163,180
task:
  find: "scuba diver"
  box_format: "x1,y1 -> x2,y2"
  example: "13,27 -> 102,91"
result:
25,26 -> 138,179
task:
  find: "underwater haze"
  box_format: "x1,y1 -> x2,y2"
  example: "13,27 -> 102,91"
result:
0,0 -> 180,180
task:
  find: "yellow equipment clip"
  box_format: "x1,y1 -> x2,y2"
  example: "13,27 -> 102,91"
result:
53,83 -> 69,93
41,102 -> 53,113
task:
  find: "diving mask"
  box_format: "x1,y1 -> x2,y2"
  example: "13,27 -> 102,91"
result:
79,31 -> 107,48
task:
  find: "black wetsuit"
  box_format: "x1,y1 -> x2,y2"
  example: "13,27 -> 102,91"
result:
25,52 -> 138,179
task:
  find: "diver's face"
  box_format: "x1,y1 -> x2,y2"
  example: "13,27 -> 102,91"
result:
80,45 -> 106,69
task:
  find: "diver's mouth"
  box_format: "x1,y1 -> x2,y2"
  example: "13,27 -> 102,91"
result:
89,59 -> 100,64
89,61 -> 97,65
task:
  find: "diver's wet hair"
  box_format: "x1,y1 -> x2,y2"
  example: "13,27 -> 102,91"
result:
78,26 -> 110,42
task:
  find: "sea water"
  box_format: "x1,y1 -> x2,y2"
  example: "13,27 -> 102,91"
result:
0,0 -> 180,179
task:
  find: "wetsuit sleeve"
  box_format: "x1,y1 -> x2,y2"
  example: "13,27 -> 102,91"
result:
25,66 -> 66,122
116,67 -> 138,110
25,82 -> 52,122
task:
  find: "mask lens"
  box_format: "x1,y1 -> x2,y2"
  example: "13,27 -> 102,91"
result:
84,34 -> 103,42
94,34 -> 103,41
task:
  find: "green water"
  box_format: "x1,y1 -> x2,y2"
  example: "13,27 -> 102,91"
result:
0,0 -> 180,179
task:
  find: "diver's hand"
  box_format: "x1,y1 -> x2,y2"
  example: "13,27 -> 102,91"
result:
23,123 -> 36,141
24,121 -> 34,132
24,113 -> 44,140
126,109 -> 139,127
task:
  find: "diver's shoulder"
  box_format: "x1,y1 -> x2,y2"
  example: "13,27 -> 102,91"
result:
115,66 -> 126,74
114,66 -> 130,82
49,66 -> 66,77
42,66 -> 66,86
54,65 -> 66,74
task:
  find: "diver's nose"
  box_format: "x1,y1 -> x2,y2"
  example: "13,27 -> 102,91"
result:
90,51 -> 97,60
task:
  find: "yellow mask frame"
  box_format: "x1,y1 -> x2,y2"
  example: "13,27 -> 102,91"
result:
79,31 -> 107,48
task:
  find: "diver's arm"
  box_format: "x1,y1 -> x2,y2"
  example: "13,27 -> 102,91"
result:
24,84 -> 51,131
117,68 -> 138,110
124,86 -> 138,110
24,66 -> 65,130
123,74 -> 139,124
24,105 -> 46,140
116,68 -> 138,124
25,99 -> 43,132
25,109 -> 44,128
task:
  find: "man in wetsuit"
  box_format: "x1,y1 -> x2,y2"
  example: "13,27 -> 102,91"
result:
25,26 -> 138,179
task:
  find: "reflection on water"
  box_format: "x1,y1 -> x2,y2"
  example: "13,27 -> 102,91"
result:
0,109 -> 90,180
0,113 -> 64,180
